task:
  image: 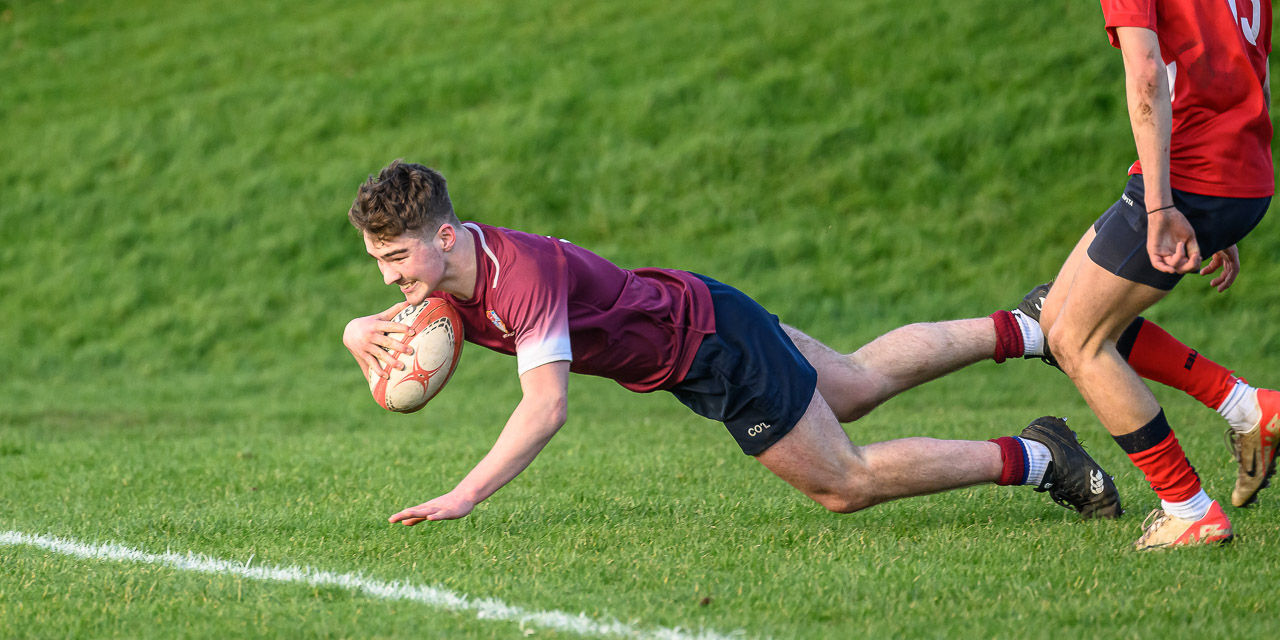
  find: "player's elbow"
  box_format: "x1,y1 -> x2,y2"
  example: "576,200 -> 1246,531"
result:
540,394 -> 569,429
1124,59 -> 1165,100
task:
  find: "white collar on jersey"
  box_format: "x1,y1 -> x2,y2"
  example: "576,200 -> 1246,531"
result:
463,222 -> 500,289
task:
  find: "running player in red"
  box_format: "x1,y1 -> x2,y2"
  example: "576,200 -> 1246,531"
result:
1008,283 -> 1279,512
1030,0 -> 1272,549
342,161 -> 1122,527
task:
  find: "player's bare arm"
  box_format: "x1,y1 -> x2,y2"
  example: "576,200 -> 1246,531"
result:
343,301 -> 416,381
388,360 -> 571,525
1117,26 -> 1201,274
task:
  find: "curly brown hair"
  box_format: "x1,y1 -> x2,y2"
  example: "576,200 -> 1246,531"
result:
348,160 -> 458,241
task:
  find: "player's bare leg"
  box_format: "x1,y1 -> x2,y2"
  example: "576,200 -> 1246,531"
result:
1046,255 -> 1231,548
784,319 -> 997,423
753,390 -> 1003,512
779,228 -> 1099,425
1029,227 -> 1277,509
1045,259 -> 1166,429
752,390 -> 1120,518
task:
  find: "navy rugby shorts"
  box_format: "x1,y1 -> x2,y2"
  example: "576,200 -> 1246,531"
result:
667,275 -> 818,456
1088,175 -> 1270,290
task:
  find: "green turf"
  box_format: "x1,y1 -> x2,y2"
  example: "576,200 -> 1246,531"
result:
3,0 -> 1279,637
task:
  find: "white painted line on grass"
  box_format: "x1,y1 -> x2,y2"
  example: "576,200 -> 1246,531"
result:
1,531 -> 743,640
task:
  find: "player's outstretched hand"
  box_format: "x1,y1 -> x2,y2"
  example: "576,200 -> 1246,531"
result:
342,301 -> 416,379
1146,207 -> 1202,274
389,492 -> 477,525
1200,244 -> 1240,293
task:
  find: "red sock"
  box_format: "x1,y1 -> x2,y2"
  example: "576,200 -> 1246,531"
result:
989,436 -> 1026,486
989,310 -> 1023,364
1121,319 -> 1238,410
1113,410 -> 1202,502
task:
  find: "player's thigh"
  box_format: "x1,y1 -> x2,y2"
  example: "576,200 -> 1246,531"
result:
782,325 -> 882,421
753,390 -> 868,503
1040,226 -> 1097,334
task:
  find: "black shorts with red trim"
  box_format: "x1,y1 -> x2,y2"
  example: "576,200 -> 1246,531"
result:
667,275 -> 818,456
1088,174 -> 1270,290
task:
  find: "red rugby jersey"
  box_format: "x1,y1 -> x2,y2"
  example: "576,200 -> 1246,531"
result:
433,223 -> 714,393
1101,0 -> 1273,197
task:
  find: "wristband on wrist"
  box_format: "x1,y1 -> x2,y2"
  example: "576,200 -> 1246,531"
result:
1147,204 -> 1177,214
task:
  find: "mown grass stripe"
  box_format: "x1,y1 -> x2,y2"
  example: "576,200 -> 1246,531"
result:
0,531 -> 743,640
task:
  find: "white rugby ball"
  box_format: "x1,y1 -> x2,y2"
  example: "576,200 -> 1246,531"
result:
369,298 -> 464,413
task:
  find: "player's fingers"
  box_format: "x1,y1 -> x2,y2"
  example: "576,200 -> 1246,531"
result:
1151,253 -> 1178,274
377,335 -> 414,355
1198,254 -> 1221,276
361,355 -> 386,377
1148,239 -> 1176,273
1183,252 -> 1202,273
389,506 -> 431,523
1210,270 -> 1229,290
1181,239 -> 1202,272
378,301 -> 411,320
371,351 -> 402,376
375,321 -> 414,336
372,347 -> 398,368
1167,241 -> 1192,273
1221,265 -> 1239,292
358,358 -> 381,378
401,517 -> 427,526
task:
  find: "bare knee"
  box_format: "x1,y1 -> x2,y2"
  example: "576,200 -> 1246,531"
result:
808,476 -> 878,514
1046,321 -> 1096,375
833,402 -> 878,424
815,493 -> 872,514
829,389 -> 880,424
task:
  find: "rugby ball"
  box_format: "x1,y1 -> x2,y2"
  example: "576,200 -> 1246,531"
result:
369,298 -> 464,413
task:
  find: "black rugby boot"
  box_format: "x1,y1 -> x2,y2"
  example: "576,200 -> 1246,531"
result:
1020,416 -> 1123,519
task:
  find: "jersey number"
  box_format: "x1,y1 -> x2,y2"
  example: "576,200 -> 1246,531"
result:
1228,0 -> 1262,46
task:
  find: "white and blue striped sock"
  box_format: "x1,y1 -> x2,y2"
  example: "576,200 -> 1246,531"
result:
1017,437 -> 1052,486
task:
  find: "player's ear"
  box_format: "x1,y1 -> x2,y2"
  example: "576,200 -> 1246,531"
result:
436,222 -> 457,252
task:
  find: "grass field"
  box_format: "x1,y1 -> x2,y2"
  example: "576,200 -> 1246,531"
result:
3,0 -> 1280,637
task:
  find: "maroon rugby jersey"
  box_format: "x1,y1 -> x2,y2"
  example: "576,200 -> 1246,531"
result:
1101,0 -> 1273,197
432,223 -> 715,392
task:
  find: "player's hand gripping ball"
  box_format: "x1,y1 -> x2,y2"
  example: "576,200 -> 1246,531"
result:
369,298 -> 464,413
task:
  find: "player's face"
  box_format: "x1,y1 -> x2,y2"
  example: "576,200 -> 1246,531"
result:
364,230 -> 444,306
